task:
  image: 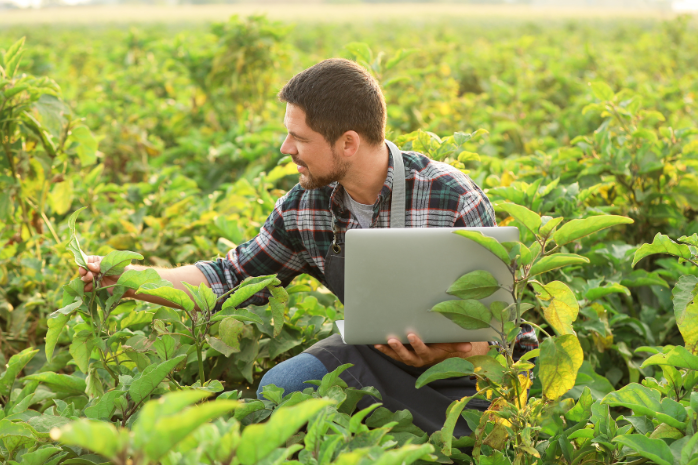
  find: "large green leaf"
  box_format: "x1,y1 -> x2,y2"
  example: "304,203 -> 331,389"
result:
128,354 -> 186,404
51,419 -> 128,460
49,180 -> 74,216
237,399 -> 332,465
15,446 -> 62,465
553,215 -> 633,247
183,282 -> 217,313
84,390 -> 126,421
529,254 -> 589,276
116,269 -> 169,289
69,331 -> 96,374
210,307 -> 264,324
66,207 -> 88,269
641,345 -> 698,371
453,230 -> 510,264
495,203 -> 541,236
0,347 -> 38,397
45,299 -> 82,362
673,276 -> 698,353
431,299 -> 492,330
415,358 -> 475,389
70,125 -> 98,166
612,434 -> 674,465
601,383 -> 686,429
539,334 -> 583,400
136,284 -> 194,312
221,276 -> 277,311
447,270 -> 500,300
22,372 -> 87,395
132,392 -> 238,463
441,397 -> 469,456
371,444 -> 434,465
632,233 -> 693,267
100,250 -> 143,276
590,81 -> 614,101
269,296 -> 285,337
0,419 -> 36,458
534,281 -> 579,335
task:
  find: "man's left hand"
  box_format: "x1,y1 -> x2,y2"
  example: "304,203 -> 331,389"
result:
374,333 -> 491,368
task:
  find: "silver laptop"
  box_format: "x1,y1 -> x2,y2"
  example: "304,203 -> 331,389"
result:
336,227 -> 519,345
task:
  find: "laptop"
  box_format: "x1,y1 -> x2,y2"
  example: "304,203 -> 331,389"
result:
336,227 -> 519,345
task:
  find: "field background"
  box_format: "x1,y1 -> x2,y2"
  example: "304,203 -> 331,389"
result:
1,4 -> 698,463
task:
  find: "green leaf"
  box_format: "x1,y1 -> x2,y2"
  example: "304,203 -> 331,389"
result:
84,390 -> 126,421
539,334 -> 583,400
612,434 -> 674,465
70,126 -> 98,166
136,284 -> 194,312
447,270 -> 500,300
67,207 -> 88,269
529,253 -> 589,276
116,269 -> 169,289
371,444 -> 434,465
219,317 -> 244,352
206,336 -> 238,357
15,446 -> 62,465
0,419 -> 36,458
641,345 -> 698,370
3,37 -> 25,78
584,283 -> 631,301
453,230 -> 510,264
632,233 -> 693,267
415,358 -> 475,389
0,348 -> 38,397
467,355 -> 507,384
133,393 -> 238,463
100,250 -> 143,277
210,307 -> 264,324
553,215 -> 633,247
679,234 -> 698,248
49,180 -> 74,216
601,383 -> 666,420
128,354 -> 186,404
441,397 -> 469,456
237,399 -> 333,465
495,203 -> 541,236
534,281 -> 579,336
183,282 -> 217,313
539,216 -> 564,237
673,276 -> 698,353
431,299 -> 492,330
502,241 -> 532,266
69,331 -> 96,374
269,296 -> 285,337
51,418 -> 128,460
221,276 -> 277,311
22,372 -> 87,395
590,81 -> 614,101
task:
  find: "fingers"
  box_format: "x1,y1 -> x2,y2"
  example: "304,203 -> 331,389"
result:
80,256 -> 102,291
387,338 -> 421,366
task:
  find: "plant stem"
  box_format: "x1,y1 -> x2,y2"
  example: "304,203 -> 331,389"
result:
196,342 -> 205,383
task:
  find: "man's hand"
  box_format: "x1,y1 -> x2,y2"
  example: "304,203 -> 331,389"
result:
374,333 -> 490,368
79,255 -> 132,295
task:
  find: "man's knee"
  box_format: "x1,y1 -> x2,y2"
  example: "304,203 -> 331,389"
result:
256,353 -> 328,400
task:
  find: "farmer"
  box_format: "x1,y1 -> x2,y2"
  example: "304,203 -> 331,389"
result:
80,58 -> 537,435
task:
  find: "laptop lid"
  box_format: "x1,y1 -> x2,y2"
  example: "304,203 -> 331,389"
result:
340,226 -> 519,345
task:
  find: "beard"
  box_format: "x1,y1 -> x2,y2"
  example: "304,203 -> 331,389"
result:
297,146 -> 350,190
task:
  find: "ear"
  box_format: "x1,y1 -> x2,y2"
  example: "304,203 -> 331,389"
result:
336,130 -> 361,158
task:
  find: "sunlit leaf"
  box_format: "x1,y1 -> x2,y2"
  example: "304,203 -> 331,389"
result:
539,334 -> 583,399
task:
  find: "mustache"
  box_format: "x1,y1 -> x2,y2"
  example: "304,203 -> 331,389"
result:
292,157 -> 307,168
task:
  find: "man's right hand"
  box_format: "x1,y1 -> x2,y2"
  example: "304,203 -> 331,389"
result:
79,255 -> 129,294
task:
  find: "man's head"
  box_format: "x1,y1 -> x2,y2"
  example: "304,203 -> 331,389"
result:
279,58 -> 386,190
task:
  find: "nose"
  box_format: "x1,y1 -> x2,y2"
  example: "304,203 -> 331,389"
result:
280,134 -> 297,156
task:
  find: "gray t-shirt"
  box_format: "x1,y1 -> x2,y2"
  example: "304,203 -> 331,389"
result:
344,190 -> 374,229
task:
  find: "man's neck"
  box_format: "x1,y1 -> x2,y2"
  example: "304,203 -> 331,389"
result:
339,142 -> 390,205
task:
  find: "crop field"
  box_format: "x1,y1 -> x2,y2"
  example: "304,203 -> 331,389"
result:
1,6 -> 698,465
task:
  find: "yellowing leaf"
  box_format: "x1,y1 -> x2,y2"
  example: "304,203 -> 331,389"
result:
535,281 -> 579,335
539,334 -> 583,400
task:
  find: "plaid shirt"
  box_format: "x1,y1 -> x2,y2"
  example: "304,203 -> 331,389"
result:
196,149 -> 538,355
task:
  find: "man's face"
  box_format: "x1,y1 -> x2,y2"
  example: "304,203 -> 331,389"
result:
280,103 -> 349,190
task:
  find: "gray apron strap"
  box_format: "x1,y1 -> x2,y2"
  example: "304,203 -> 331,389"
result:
386,140 -> 406,228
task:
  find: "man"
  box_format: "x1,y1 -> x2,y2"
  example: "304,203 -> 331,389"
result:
80,58 -> 537,435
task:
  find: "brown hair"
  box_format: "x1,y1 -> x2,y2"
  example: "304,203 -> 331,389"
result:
278,58 -> 386,146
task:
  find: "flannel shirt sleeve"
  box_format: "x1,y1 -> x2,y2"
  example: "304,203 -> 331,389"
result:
196,196 -> 311,311
487,324 -> 539,362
